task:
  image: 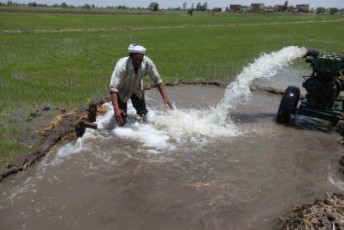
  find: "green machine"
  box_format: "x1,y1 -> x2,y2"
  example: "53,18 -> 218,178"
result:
276,50 -> 344,125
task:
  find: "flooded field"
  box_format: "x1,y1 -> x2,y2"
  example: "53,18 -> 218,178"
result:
1,46 -> 344,230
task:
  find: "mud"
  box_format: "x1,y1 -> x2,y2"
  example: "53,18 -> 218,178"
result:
279,193 -> 344,229
0,98 -> 105,182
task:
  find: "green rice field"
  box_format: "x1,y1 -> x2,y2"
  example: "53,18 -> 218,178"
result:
0,7 -> 344,167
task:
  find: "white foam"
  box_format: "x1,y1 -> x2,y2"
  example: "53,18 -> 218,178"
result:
113,121 -> 175,151
329,175 -> 344,191
56,141 -> 83,158
150,108 -> 239,143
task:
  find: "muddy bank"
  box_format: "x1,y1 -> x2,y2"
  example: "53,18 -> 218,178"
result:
278,152 -> 344,229
0,98 -> 106,182
279,193 -> 344,229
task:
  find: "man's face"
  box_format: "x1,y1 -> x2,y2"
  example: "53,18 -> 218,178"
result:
129,53 -> 144,70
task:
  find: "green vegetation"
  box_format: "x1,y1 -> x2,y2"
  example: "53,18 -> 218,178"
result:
0,8 -> 344,167
1,10 -> 344,30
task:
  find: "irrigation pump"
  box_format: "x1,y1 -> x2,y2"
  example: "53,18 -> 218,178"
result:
276,49 -> 344,125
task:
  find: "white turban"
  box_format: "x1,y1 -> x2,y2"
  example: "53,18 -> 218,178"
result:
128,44 -> 146,54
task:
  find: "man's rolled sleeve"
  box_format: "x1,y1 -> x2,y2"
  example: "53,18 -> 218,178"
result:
146,57 -> 163,85
109,58 -> 126,93
109,70 -> 119,93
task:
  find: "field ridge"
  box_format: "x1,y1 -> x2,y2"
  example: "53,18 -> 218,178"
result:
1,18 -> 344,34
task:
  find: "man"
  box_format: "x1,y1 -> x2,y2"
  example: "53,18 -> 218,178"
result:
110,44 -> 174,126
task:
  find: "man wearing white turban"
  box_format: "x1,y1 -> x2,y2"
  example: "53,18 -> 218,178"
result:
109,44 -> 174,126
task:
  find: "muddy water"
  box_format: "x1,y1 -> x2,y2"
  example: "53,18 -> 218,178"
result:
1,46 -> 344,230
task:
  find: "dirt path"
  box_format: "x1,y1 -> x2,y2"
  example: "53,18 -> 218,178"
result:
1,18 -> 344,34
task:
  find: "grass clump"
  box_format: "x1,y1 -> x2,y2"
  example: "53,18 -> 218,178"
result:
279,193 -> 344,230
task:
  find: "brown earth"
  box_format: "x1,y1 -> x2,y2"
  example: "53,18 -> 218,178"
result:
279,193 -> 344,229
0,98 -> 106,182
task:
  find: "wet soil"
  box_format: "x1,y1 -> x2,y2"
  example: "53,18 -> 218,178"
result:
0,98 -> 106,182
279,193 -> 344,229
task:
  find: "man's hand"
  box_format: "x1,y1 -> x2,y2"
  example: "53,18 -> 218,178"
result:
157,83 -> 174,111
114,107 -> 127,126
111,92 -> 127,126
164,98 -> 174,110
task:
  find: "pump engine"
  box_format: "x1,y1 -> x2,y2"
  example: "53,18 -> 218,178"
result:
276,49 -> 344,125
303,50 -> 344,109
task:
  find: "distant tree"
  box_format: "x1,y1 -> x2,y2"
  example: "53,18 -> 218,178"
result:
28,2 -> 37,7
282,1 -> 288,11
148,2 -> 159,11
61,2 -> 68,8
116,5 -> 127,10
203,2 -> 208,11
316,7 -> 325,14
82,4 -> 90,9
183,2 -> 187,10
196,2 -> 207,11
329,8 -> 338,15
196,2 -> 201,10
191,3 -> 194,10
212,7 -> 222,12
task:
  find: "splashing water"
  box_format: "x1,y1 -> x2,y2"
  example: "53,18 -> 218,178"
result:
60,46 -> 308,156
148,46 -> 307,140
213,46 -> 308,125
